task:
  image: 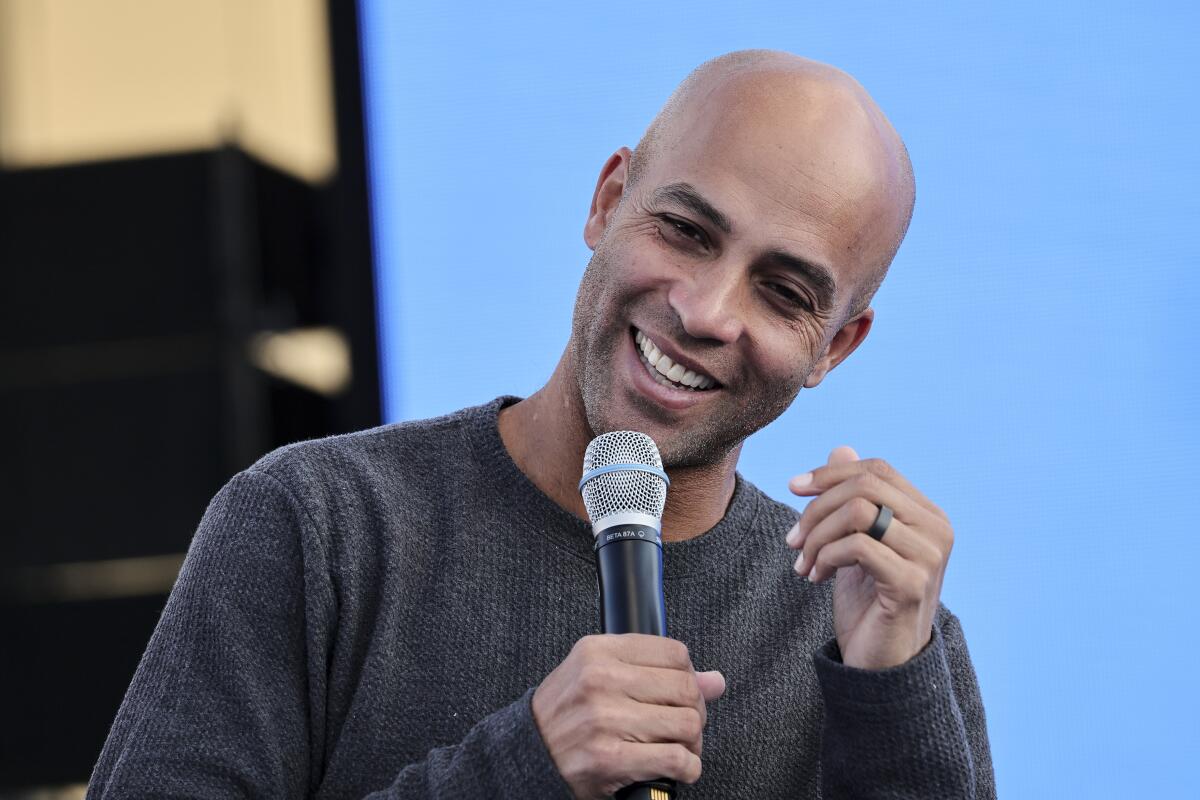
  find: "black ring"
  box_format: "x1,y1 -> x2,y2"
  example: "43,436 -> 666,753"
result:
867,504 -> 893,541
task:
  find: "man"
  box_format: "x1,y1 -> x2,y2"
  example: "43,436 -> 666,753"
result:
90,50 -> 994,799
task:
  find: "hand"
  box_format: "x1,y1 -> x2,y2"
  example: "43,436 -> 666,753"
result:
785,447 -> 953,670
531,634 -> 726,799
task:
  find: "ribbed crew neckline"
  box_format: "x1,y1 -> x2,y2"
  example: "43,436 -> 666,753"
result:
467,396 -> 765,579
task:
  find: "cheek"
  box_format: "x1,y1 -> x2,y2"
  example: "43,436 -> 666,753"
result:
760,351 -> 811,390
751,327 -> 826,387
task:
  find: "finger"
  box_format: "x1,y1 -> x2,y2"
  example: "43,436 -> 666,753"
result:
623,666 -> 705,711
827,445 -> 859,465
624,668 -> 723,732
791,470 -> 939,551
603,634 -> 694,670
791,458 -> 945,520
621,702 -> 706,756
695,670 -> 726,703
613,741 -> 703,786
806,531 -> 917,588
795,508 -> 936,579
787,445 -> 858,495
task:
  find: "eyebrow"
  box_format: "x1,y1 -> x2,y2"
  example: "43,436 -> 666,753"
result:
650,182 -> 733,234
650,181 -> 838,310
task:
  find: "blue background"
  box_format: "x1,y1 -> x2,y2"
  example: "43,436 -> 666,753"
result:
358,2 -> 1200,795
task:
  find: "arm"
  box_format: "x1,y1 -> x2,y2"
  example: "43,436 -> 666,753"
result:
814,609 -> 995,799
87,470 -> 573,799
787,447 -> 995,798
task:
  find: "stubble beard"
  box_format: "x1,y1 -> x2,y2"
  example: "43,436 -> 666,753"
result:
569,246 -> 809,469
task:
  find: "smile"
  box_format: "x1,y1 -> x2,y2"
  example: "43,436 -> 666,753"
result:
633,328 -> 718,391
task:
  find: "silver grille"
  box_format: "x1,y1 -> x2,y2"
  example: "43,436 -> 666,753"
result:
580,431 -> 668,524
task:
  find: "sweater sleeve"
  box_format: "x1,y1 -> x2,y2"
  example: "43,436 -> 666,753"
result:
361,688 -> 574,798
87,469 -> 572,800
812,610 -> 996,799
87,470 -> 324,798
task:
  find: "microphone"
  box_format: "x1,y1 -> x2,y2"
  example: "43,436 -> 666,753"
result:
579,431 -> 674,800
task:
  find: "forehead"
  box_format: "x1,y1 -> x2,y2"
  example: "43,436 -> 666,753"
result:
642,73 -> 903,290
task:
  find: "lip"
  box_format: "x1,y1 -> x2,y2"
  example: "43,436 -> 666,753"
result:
624,327 -> 720,412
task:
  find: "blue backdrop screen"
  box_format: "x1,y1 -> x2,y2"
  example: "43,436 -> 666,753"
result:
358,3 -> 1200,795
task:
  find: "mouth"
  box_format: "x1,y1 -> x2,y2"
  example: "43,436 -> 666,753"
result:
631,327 -> 720,392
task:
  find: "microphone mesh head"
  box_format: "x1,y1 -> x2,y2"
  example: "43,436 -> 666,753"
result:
580,431 -> 667,523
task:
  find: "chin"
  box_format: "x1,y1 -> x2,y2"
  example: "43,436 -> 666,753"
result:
582,391 -> 740,468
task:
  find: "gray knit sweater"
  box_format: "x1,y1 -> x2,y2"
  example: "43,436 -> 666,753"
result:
89,396 -> 994,798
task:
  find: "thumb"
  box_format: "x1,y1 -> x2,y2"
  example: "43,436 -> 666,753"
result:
827,445 -> 859,466
696,670 -> 726,701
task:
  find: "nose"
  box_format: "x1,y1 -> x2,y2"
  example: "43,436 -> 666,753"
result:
666,263 -> 745,344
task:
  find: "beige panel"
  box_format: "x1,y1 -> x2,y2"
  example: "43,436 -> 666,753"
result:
230,0 -> 338,182
0,0 -> 335,183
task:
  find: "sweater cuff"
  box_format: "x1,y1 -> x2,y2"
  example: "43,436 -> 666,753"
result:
813,625 -> 956,716
812,626 -> 978,798
486,688 -> 575,798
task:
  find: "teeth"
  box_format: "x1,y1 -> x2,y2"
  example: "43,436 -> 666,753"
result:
633,328 -> 716,391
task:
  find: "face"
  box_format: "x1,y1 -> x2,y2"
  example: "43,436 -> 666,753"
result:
569,76 -> 898,467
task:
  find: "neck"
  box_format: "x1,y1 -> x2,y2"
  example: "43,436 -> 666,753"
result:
498,350 -> 739,542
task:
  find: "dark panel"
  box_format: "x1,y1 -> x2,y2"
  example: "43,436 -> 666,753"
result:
0,156 -> 219,349
323,0 -> 383,432
1,369 -> 224,566
0,596 -> 168,786
0,140 -> 380,787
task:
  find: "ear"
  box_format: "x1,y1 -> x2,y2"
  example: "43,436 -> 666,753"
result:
803,308 -> 874,388
583,147 -> 632,250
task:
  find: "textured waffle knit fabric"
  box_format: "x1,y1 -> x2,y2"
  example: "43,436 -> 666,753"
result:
89,396 -> 995,799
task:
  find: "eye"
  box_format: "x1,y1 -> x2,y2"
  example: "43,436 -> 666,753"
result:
764,280 -> 812,310
659,215 -> 709,248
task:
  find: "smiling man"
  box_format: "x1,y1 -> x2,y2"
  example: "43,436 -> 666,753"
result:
91,51 -> 994,799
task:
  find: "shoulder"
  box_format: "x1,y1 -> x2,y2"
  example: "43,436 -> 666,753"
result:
256,399 -> 496,480
244,397 -> 508,522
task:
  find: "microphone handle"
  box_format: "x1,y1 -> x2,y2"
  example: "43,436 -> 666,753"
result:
595,526 -> 675,800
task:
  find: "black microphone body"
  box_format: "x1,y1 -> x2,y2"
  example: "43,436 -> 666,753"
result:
595,522 -> 667,636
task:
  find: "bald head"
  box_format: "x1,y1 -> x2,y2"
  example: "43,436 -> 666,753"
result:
628,50 -> 914,319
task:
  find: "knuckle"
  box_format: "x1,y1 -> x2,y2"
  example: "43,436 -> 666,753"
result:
866,458 -> 894,478
668,745 -> 691,774
573,635 -> 602,658
677,749 -> 702,783
849,497 -> 878,528
666,638 -> 691,667
849,532 -> 873,556
577,662 -> 612,695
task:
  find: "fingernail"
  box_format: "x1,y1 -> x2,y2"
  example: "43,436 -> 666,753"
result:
793,552 -> 805,574
790,472 -> 813,490
785,523 -> 801,546
808,565 -> 819,582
